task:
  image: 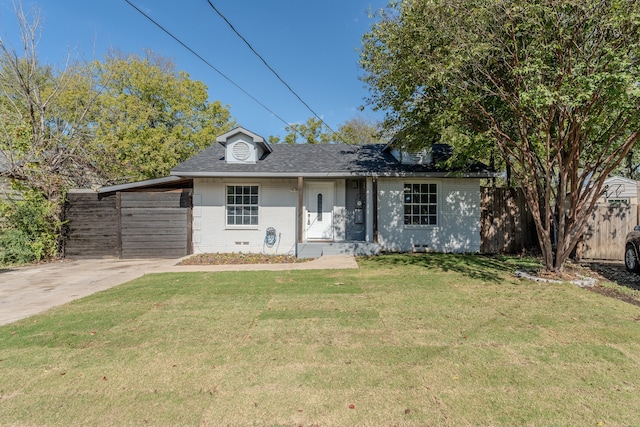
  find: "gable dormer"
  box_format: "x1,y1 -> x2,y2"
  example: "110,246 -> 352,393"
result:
216,127 -> 272,164
384,134 -> 453,166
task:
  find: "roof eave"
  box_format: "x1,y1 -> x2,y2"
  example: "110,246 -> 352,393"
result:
170,170 -> 497,179
97,176 -> 186,194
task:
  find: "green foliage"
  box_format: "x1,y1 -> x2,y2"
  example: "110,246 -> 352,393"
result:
0,188 -> 61,265
336,116 -> 386,144
361,0 -> 640,271
91,50 -> 235,182
281,117 -> 334,144
274,116 -> 385,144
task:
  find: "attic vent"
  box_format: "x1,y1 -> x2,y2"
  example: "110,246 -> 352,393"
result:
232,142 -> 251,161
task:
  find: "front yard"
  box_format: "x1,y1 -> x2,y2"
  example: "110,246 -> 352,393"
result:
1,254 -> 639,426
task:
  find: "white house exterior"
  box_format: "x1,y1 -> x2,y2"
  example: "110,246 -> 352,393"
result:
597,175 -> 639,205
169,127 -> 494,258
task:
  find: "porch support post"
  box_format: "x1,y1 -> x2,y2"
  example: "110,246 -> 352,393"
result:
365,177 -> 375,243
297,176 -> 304,244
372,178 -> 378,243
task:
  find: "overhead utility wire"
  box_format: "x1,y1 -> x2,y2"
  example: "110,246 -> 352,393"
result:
123,0 -> 291,128
205,0 -> 348,144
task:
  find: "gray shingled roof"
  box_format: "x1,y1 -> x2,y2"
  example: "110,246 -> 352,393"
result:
171,143 -> 494,178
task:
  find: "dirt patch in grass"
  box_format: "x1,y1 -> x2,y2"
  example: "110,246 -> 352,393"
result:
580,262 -> 640,307
178,252 -> 313,265
587,285 -> 640,307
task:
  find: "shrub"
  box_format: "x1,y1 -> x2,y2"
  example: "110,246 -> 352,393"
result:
0,189 -> 62,265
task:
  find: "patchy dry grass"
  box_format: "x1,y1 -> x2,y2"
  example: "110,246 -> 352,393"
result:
1,254 -> 639,426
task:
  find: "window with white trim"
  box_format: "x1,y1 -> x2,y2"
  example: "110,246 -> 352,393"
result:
608,198 -> 629,205
226,185 -> 259,226
404,183 -> 437,225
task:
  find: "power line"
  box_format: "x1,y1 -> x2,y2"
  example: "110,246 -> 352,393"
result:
204,0 -> 347,143
122,0 -> 291,129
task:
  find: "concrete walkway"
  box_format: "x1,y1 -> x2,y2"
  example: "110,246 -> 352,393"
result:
0,255 -> 358,326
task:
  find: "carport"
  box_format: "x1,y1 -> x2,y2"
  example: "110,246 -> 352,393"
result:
64,177 -> 193,259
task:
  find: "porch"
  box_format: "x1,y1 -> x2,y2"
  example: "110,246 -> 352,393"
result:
297,241 -> 380,259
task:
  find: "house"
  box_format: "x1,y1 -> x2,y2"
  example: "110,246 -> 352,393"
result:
579,175 -> 640,260
597,175 -> 639,206
168,127 -> 494,258
64,126 -> 495,258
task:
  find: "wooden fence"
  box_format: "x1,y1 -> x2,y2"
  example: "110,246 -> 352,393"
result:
578,203 -> 638,261
480,187 -> 538,254
64,189 -> 192,259
64,191 -> 119,258
480,186 -> 639,261
119,191 -> 191,258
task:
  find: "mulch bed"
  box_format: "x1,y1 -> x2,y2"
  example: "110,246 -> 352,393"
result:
178,253 -> 312,266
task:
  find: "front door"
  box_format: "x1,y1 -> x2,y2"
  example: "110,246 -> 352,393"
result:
305,182 -> 335,240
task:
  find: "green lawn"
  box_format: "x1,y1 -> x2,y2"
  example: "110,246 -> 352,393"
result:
1,254 -> 639,426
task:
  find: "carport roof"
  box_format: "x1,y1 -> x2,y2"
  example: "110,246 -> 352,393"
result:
97,176 -> 192,194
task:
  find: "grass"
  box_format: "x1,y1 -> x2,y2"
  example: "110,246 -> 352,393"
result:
1,253 -> 639,426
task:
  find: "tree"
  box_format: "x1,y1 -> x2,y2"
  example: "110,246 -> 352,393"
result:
0,2 -> 235,262
281,117 -> 334,144
336,116 -> 386,145
0,2 -> 101,203
274,116 -> 385,144
91,51 -> 235,182
361,0 -> 640,272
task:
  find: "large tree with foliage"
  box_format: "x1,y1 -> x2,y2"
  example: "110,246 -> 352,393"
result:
0,3 -> 100,203
361,0 -> 640,272
91,51 -> 235,182
0,2 -> 235,262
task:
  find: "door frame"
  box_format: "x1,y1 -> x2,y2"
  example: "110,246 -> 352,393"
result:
304,181 -> 336,241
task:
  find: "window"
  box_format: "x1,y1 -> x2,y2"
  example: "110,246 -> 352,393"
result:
317,193 -> 323,221
226,185 -> 258,226
404,183 -> 437,225
608,199 -> 629,205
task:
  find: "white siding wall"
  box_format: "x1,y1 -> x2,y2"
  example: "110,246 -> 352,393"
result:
377,178 -> 481,252
192,178 -> 298,255
598,176 -> 638,205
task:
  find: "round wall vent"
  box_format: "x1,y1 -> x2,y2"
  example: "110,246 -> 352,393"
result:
232,141 -> 251,161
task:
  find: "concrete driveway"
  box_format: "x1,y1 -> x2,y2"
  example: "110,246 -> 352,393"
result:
0,258 -> 175,326
0,255 -> 358,326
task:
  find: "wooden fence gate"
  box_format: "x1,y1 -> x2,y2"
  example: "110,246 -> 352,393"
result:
64,189 -> 192,259
579,204 -> 638,261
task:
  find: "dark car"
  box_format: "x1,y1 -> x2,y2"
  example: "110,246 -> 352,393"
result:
625,225 -> 640,272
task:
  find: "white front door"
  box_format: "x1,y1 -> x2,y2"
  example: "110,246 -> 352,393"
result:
305,182 -> 334,240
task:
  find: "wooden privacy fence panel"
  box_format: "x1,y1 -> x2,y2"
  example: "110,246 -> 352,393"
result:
119,192 -> 190,259
64,191 -> 118,258
64,189 -> 192,259
579,204 -> 638,261
480,187 -> 538,254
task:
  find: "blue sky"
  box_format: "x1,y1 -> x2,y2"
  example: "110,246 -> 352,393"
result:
0,0 -> 389,140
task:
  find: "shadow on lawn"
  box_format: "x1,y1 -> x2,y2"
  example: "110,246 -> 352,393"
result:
360,253 -> 537,284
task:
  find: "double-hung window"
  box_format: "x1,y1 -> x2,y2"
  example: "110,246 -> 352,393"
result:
404,183 -> 437,226
226,185 -> 259,226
